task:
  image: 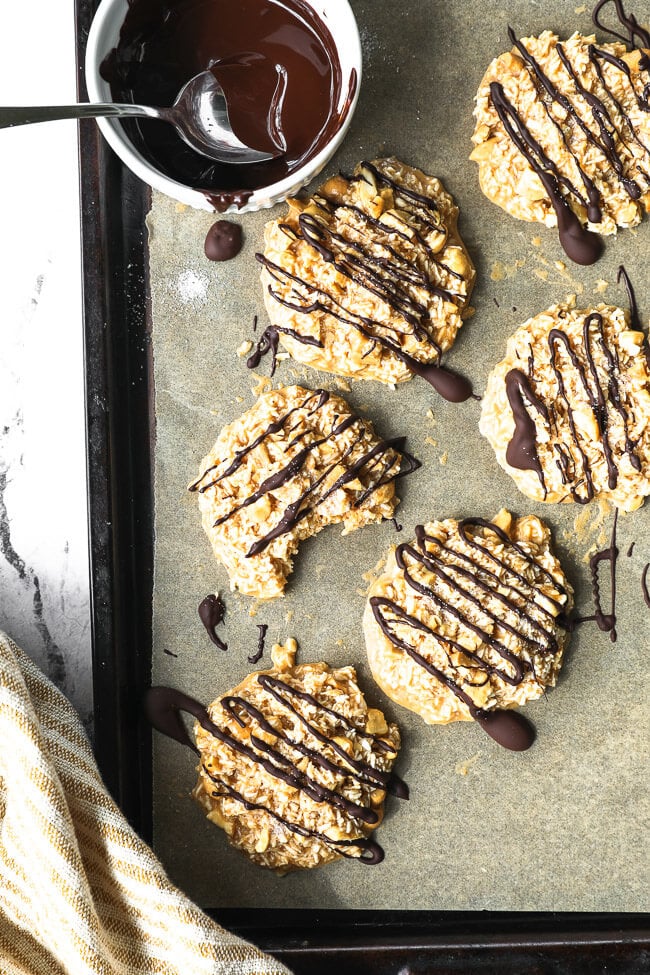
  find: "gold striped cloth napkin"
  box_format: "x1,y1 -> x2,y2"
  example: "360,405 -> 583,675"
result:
0,631 -> 292,975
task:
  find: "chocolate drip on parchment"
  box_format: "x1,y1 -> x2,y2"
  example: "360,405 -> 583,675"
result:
642,562 -> 650,608
248,623 -> 268,664
144,678 -> 408,864
489,15 -> 650,264
253,162 -> 473,402
592,0 -> 650,50
504,312 -> 641,503
588,508 -> 619,641
617,265 -> 650,371
370,519 -> 570,750
189,388 -> 420,557
568,509 -> 619,641
198,593 -> 228,650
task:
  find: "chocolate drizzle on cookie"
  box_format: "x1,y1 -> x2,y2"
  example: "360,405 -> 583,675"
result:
200,776 -> 385,863
254,162 -> 474,402
489,80 -> 602,266
144,680 -> 406,864
504,311 -> 642,503
488,18 -> 650,264
505,369 -> 550,488
188,388 -> 420,557
370,519 -> 569,750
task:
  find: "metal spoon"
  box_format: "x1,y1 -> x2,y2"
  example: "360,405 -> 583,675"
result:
0,70 -> 276,164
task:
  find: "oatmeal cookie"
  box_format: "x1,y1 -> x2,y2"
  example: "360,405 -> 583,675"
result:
256,158 -> 475,395
363,511 -> 572,743
479,301 -> 650,510
471,30 -> 650,262
189,385 -> 418,598
192,640 -> 406,872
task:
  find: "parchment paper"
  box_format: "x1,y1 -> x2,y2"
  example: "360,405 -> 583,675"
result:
148,0 -> 650,911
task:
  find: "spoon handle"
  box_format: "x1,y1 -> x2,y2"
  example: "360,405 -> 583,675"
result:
0,103 -> 164,128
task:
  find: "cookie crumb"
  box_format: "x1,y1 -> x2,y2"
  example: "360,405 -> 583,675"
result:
250,373 -> 272,397
455,752 -> 482,776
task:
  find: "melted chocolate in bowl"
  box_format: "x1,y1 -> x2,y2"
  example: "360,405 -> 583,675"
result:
101,0 -> 347,210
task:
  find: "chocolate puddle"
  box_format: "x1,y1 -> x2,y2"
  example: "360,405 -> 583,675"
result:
198,594 -> 228,650
101,0 -> 348,211
204,221 -> 242,261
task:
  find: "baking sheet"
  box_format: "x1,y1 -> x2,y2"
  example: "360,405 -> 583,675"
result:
149,0 -> 650,911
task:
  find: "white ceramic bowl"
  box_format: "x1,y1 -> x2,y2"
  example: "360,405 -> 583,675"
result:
85,0 -> 362,213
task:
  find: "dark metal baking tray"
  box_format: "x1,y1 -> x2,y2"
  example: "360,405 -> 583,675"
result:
75,0 -> 649,969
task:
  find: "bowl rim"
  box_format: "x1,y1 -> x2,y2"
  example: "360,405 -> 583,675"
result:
84,0 -> 363,213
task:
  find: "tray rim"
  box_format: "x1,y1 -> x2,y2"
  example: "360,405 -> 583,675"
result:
74,0 -> 650,966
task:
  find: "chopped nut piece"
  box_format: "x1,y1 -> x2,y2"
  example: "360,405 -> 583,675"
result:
365,708 -> 389,735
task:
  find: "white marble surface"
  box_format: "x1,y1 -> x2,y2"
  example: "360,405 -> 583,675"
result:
0,1 -> 92,726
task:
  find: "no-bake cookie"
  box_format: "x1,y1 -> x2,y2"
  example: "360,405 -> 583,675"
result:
256,158 -> 475,399
480,301 -> 650,510
363,511 -> 572,744
189,385 -> 418,598
192,640 -> 406,872
471,29 -> 650,262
